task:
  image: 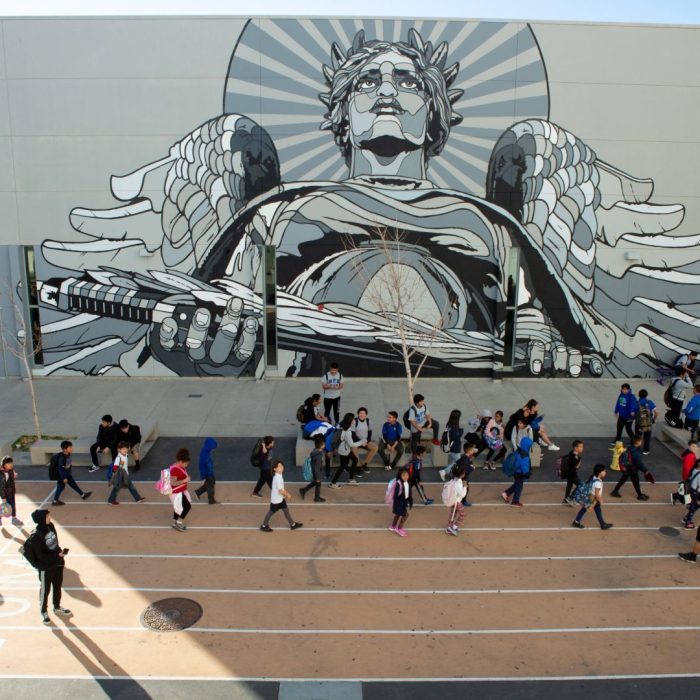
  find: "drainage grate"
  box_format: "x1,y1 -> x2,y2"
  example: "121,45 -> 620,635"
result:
658,526 -> 680,537
187,393 -> 203,398
140,598 -> 203,632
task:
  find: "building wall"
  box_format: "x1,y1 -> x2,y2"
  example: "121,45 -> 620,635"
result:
0,17 -> 698,378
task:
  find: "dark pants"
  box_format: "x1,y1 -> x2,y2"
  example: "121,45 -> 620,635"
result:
301,480 -> 322,500
613,470 -> 642,497
4,493 -> 16,517
666,398 -> 684,428
39,566 -> 64,613
108,472 -> 142,503
684,492 -> 699,525
575,502 -> 606,527
173,495 -> 191,521
564,474 -> 581,500
253,469 -> 273,495
262,500 -> 294,527
685,418 -> 699,442
54,475 -> 84,501
486,446 -> 507,462
410,420 -> 440,453
332,453 -> 357,484
615,415 -> 635,441
195,476 -> 216,503
505,475 -> 525,504
640,429 -> 652,452
378,440 -> 404,467
324,397 -> 341,424
90,441 -> 117,465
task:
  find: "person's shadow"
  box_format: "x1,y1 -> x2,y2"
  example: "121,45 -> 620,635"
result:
63,568 -> 102,608
52,624 -> 152,699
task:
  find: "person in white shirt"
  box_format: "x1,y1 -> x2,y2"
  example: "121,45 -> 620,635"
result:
408,393 -> 440,453
321,363 -> 344,424
260,460 -> 303,532
445,464 -> 468,536
107,441 -> 145,505
572,464 -> 613,529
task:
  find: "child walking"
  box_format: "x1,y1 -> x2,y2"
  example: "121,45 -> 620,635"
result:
389,467 -> 411,537
51,441 -> 92,506
445,465 -> 468,536
169,448 -> 192,532
501,436 -> 532,507
195,437 -> 219,504
408,446 -> 434,505
260,460 -> 303,532
299,436 -> 326,502
107,441 -> 145,505
0,456 -> 22,526
571,464 -> 614,529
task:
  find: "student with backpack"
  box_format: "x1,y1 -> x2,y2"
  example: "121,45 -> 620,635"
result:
665,369 -> 694,428
407,446 -> 434,506
51,441 -> 92,506
442,410 -> 464,468
260,459 -> 303,532
107,441 -> 145,505
89,414 -> 117,473
0,456 -> 22,526
675,350 -> 697,379
683,385 -> 700,441
672,440 -> 700,506
561,440 -> 584,506
609,435 -> 652,501
330,413 -> 364,488
678,524 -> 700,564
251,436 -> 275,498
195,437 -> 219,505
682,461 -> 700,530
454,443 -> 476,506
24,509 -> 73,625
571,464 -> 614,530
406,394 -> 440,454
300,394 -> 329,425
169,448 -> 192,532
321,363 -> 344,424
389,467 -> 411,537
501,436 -> 532,507
379,411 -> 404,471
443,464 -> 468,536
613,383 -> 638,443
636,389 -> 657,455
299,436 -> 326,502
351,407 -> 379,472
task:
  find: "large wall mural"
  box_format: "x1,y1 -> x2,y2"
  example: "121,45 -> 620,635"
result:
35,18 -> 699,378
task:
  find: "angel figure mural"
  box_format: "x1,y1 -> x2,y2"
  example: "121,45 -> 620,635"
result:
36,20 -> 699,378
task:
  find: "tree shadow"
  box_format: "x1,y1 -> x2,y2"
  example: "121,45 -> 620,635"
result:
52,624 -> 153,699
63,567 -> 102,608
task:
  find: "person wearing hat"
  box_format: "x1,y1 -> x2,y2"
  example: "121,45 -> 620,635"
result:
29,509 -> 71,625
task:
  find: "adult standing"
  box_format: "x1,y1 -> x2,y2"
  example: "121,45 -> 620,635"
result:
169,448 -> 192,532
322,363 -> 344,424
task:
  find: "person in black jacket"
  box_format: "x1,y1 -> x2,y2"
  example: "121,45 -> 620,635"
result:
302,394 -> 329,425
562,440 -> 584,505
52,441 -> 92,506
29,509 -> 72,625
610,435 -> 652,500
117,419 -> 143,471
89,414 -> 117,473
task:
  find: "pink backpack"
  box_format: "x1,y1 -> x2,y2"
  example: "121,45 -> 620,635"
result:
155,467 -> 172,495
384,478 -> 397,506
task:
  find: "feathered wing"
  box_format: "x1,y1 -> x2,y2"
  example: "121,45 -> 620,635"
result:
486,118 -> 700,374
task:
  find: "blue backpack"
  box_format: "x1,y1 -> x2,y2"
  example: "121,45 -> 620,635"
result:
572,477 -> 596,506
502,452 -> 518,477
302,456 -> 313,481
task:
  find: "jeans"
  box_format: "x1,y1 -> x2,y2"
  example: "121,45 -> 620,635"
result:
640,429 -> 652,452
90,441 -> 117,466
108,472 -> 142,503
575,502 -> 606,527
613,470 -> 642,497
323,397 -> 341,424
195,476 -> 216,503
39,566 -> 64,613
54,475 -> 84,501
505,475 -> 525,504
253,469 -> 272,495
378,440 -> 404,467
410,419 -> 440,453
615,415 -> 635,441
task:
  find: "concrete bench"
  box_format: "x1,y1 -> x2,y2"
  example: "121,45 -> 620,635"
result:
658,422 -> 689,452
29,420 -> 159,466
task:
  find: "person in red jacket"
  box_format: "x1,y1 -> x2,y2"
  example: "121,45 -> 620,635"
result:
672,440 -> 700,504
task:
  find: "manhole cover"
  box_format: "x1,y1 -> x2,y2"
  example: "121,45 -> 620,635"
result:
659,526 -> 680,537
140,598 -> 203,632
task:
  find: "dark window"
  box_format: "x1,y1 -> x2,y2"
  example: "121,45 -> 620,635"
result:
264,245 -> 277,367
23,246 -> 43,366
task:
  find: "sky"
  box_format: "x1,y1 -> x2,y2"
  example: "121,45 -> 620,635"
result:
1,0 -> 700,25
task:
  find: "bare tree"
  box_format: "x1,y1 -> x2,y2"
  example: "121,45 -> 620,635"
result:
0,282 -> 43,439
344,227 -> 452,405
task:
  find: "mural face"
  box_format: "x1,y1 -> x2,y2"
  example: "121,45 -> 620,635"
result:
34,19 -> 698,378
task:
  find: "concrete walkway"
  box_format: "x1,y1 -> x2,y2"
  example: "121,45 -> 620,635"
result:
0,375 -> 670,444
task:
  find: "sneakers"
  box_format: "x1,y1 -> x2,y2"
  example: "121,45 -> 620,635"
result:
41,612 -> 51,625
389,525 -> 398,533
172,521 -> 186,532
11,517 -> 23,526
314,497 -> 326,503
251,491 -> 263,499
547,444 -> 560,452
642,451 -> 650,456
610,491 -> 621,498
137,497 -> 146,503
446,526 -> 458,536
299,488 -> 306,501
424,498 -> 434,506
396,527 -> 407,536
684,522 -> 695,529
432,439 -> 441,446
384,465 -> 392,471
329,483 -> 341,489
290,522 -> 304,530
462,500 -> 472,507
209,500 -> 221,505
53,607 -> 72,616
260,524 -> 273,532
438,469 -> 447,482
195,491 -> 201,501
361,466 -> 371,474
572,520 -> 584,529
109,501 -> 120,506
510,502 -> 523,508
565,498 -> 577,508
678,552 -> 697,563
88,464 -> 100,473
346,479 -> 358,485
600,523 -> 614,530
637,494 -> 650,501
500,491 -> 510,504
51,500 -> 65,506
81,491 -> 92,500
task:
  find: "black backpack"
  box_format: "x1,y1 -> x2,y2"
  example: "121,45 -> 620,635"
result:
19,531 -> 41,569
250,440 -> 264,467
296,403 -> 307,424
402,408 -> 412,429
330,428 -> 342,452
48,453 -> 61,481
664,378 -> 681,408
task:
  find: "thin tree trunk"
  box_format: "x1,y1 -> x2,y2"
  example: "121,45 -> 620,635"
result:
20,349 -> 42,439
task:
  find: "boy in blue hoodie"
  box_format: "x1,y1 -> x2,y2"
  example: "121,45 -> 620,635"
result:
613,383 -> 638,444
195,438 -> 219,505
683,385 -> 700,441
501,436 -> 532,508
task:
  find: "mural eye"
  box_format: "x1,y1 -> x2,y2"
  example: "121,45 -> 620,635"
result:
399,78 -> 420,89
357,78 -> 378,90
